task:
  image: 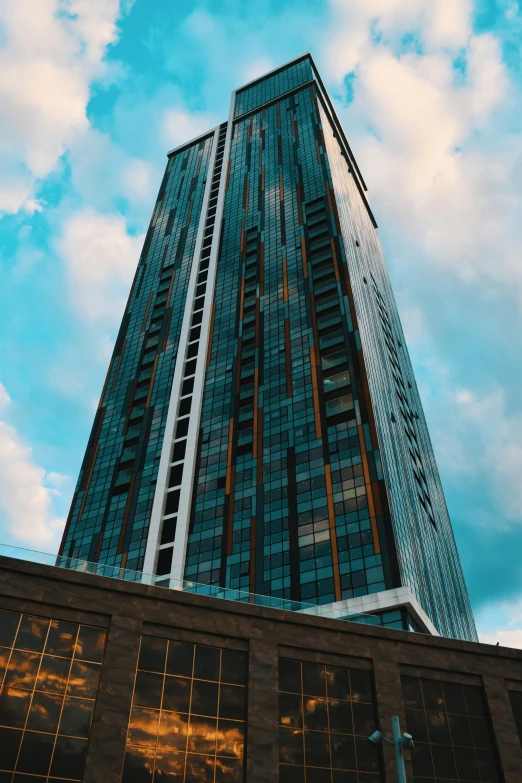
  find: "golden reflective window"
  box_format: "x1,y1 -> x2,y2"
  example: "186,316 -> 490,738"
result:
122,635 -> 247,782
0,608 -> 107,781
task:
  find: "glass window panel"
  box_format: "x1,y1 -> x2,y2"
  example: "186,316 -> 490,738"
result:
67,661 -> 101,699
279,765 -> 305,783
0,726 -> 22,769
304,696 -> 328,731
50,736 -> 87,780
431,744 -> 457,779
453,745 -> 479,780
448,713 -> 472,747
58,697 -> 94,738
74,627 -> 106,664
469,716 -> 493,749
302,663 -> 326,697
422,680 -> 444,712
304,730 -> 330,767
16,731 -> 55,775
443,682 -> 467,715
326,667 -> 350,701
133,671 -> 163,709
475,748 -> 500,782
332,771 -> 357,783
216,719 -> 244,759
26,692 -> 63,733
279,727 -> 304,764
402,677 -> 423,710
154,749 -> 184,782
410,742 -> 434,777
158,711 -> 188,751
194,646 -> 220,682
121,745 -> 155,783
463,685 -> 485,717
328,700 -> 352,735
352,702 -> 374,736
426,711 -> 451,745
162,675 -> 191,713
4,650 -> 40,690
279,659 -> 301,694
221,650 -> 247,686
138,637 -> 167,674
509,690 -> 522,721
184,753 -> 215,783
191,680 -> 218,717
128,706 -> 159,747
280,692 -> 303,729
187,714 -> 217,754
0,647 -> 10,683
330,732 -> 356,769
36,656 -> 71,694
349,671 -> 372,704
0,611 -> 20,648
15,617 -> 49,654
215,756 -> 243,783
405,709 -> 428,743
45,621 -> 77,658
354,737 -> 380,773
166,642 -> 194,678
27,693 -> 63,734
0,687 -> 31,728
219,684 -> 245,721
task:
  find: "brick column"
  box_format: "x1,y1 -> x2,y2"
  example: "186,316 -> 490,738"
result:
372,655 -> 412,782
483,674 -> 522,783
246,637 -> 280,783
84,614 -> 143,783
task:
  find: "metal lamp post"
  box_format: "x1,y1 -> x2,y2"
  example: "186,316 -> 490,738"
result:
368,715 -> 414,783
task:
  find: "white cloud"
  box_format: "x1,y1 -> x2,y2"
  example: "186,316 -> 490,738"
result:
0,0 -> 128,215
0,383 -> 12,412
57,208 -> 144,321
162,108 -> 217,150
479,628 -> 522,649
0,384 -> 65,548
242,57 -> 276,85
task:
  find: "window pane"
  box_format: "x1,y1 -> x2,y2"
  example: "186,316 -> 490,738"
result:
184,753 -> 215,783
162,675 -> 191,713
330,732 -> 356,769
280,728 -> 304,764
166,642 -> 193,678
15,617 -> 49,653
304,696 -> 327,731
191,680 -> 218,717
194,646 -> 220,682
219,685 -> 245,721
0,611 -> 20,648
216,719 -> 244,759
0,726 -> 22,769
50,736 -> 87,780
154,749 -> 184,782
0,687 -> 31,728
4,650 -> 40,690
45,621 -> 77,658
443,682 -> 466,715
75,627 -> 106,664
67,661 -> 101,699
302,663 -> 326,697
280,692 -> 303,729
36,655 -> 71,694
59,697 -> 94,738
221,650 -> 247,686
128,706 -> 160,747
279,765 -> 305,783
326,667 -> 350,701
279,659 -> 301,694
16,731 -> 55,775
352,702 -> 374,736
138,637 -> 167,674
121,745 -> 154,783
402,677 -> 423,709
187,714 -> 217,754
328,700 -> 352,735
304,730 -> 330,767
215,756 -> 243,783
133,671 -> 163,709
26,692 -> 63,733
349,671 -> 372,704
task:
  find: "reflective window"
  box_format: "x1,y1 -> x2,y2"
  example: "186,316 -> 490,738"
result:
508,690 -> 522,746
0,608 -> 106,781
401,676 -> 501,782
122,635 -> 247,782
278,657 -> 383,782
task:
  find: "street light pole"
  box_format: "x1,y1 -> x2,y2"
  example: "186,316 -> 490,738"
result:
368,716 -> 413,783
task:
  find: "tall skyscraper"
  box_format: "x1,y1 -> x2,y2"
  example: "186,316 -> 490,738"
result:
60,55 -> 477,642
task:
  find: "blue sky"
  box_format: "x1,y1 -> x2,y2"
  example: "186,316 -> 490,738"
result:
1,0 -> 522,645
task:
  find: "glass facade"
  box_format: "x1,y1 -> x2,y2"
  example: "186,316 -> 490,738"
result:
278,657 -> 382,782
0,608 -> 106,781
61,54 -> 477,643
122,635 -> 247,782
401,676 -> 500,782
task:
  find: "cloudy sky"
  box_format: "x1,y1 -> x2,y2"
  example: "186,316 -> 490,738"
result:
1,0 -> 521,646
